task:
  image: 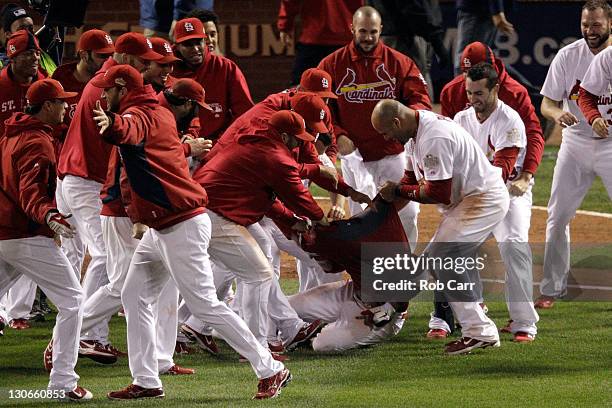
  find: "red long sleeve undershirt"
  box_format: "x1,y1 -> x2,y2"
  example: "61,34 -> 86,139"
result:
397,170 -> 452,205
578,87 -> 602,125
493,146 -> 519,182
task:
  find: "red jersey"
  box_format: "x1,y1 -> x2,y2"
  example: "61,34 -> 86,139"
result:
440,58 -> 544,175
207,91 -> 350,195
0,66 -> 47,136
51,62 -> 88,160
318,41 -> 431,162
58,57 -> 117,183
277,0 -> 363,46
0,113 -> 56,240
102,85 -> 206,230
193,132 -> 324,226
172,51 -> 254,140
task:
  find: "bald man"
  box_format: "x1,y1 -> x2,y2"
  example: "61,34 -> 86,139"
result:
318,6 -> 431,252
371,99 -> 509,355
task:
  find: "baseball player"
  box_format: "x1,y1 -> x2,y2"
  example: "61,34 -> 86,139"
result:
318,6 -> 432,251
52,29 -> 115,280
0,29 -> 47,331
172,17 -> 254,141
56,32 -> 164,348
454,62 -> 539,342
285,198 -> 409,352
538,0 -> 612,308
0,78 -> 92,400
372,99 -> 509,355
91,65 -> 289,400
143,37 -> 180,92
440,41 -> 544,197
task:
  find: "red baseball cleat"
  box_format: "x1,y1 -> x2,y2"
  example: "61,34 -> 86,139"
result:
268,340 -> 285,354
63,386 -> 93,401
105,343 -> 127,357
180,323 -> 219,355
285,320 -> 323,351
78,340 -> 117,364
8,318 -> 30,330
534,295 -> 555,309
161,364 -> 195,375
513,332 -> 535,343
108,384 -> 164,400
426,328 -> 449,339
43,339 -> 53,373
444,337 -> 500,355
253,368 -> 292,400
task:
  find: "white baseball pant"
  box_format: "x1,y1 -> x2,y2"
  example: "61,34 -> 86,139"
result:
121,213 -> 282,389
492,180 -> 539,336
427,187 -> 510,341
56,177 -> 85,279
542,137 -> 612,297
0,236 -> 84,392
0,274 -> 37,321
289,280 -> 404,352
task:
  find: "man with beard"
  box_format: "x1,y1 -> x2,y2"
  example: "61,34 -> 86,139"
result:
172,17 -> 253,141
56,32 -> 164,358
318,6 -> 431,252
537,0 -> 612,308
0,29 -> 46,332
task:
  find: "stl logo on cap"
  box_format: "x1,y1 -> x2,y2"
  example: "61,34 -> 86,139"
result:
184,22 -> 194,32
319,109 -> 325,120
146,38 -> 153,49
8,44 -> 16,53
163,42 -> 172,53
105,34 -> 112,44
463,57 -> 471,68
322,77 -> 329,89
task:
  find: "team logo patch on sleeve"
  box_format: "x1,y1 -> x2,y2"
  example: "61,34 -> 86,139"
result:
423,154 -> 440,169
506,128 -> 520,143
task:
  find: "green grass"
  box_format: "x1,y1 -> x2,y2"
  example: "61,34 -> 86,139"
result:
0,279 -> 610,407
311,146 -> 612,213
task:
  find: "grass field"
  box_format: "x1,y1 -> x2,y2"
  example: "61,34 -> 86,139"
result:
311,146 -> 612,214
0,278 -> 610,407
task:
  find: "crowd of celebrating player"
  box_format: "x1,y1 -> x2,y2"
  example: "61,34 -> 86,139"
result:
0,0 -> 610,402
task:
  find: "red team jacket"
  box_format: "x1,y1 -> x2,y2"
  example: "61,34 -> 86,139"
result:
0,66 -> 47,135
318,41 -> 431,162
58,58 -> 118,182
102,85 -> 207,230
440,58 -> 544,175
51,62 -> 88,158
172,50 -> 254,140
193,131 -> 324,227
207,91 -> 351,195
277,0 -> 363,46
0,113 -> 57,240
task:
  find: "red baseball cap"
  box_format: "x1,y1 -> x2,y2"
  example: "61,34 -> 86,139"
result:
149,37 -> 180,64
269,110 -> 314,142
460,42 -> 496,73
26,79 -> 78,105
91,64 -> 144,90
77,29 -> 115,54
290,93 -> 329,134
115,32 -> 163,61
169,78 -> 212,111
299,68 -> 337,99
174,18 -> 206,44
6,29 -> 39,59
